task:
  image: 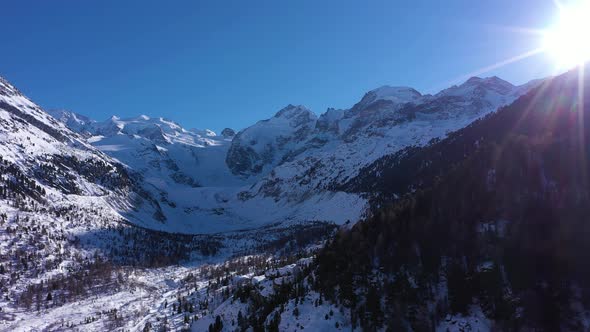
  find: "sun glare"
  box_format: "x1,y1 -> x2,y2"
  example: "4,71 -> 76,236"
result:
543,1 -> 590,69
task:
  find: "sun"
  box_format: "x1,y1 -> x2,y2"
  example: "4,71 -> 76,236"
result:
543,0 -> 590,69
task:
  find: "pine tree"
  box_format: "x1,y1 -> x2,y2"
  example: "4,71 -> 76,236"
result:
237,310 -> 246,330
208,315 -> 223,332
142,322 -> 152,332
366,284 -> 383,329
267,312 -> 281,332
447,262 -> 471,315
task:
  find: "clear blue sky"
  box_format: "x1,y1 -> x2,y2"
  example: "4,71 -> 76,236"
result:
0,0 -> 560,132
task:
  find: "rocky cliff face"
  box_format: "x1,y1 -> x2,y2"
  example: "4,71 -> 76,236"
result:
226,104 -> 317,176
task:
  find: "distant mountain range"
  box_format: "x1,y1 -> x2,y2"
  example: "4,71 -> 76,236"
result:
43,76 -> 541,234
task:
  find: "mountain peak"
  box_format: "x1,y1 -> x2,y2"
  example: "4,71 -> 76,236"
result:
465,76 -> 484,84
463,76 -> 514,88
191,128 -> 217,137
0,76 -> 22,97
221,128 -> 236,138
274,104 -> 314,119
438,76 -> 516,98
351,85 -> 424,113
371,85 -> 421,96
357,86 -> 423,109
47,109 -> 94,133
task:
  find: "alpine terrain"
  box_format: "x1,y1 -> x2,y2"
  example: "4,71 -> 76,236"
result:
4,66 -> 590,332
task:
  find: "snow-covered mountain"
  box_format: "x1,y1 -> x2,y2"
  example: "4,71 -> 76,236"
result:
233,76 -> 541,207
226,104 -> 317,176
0,75 -> 337,331
45,76 -> 540,236
48,107 -> 360,234
0,72 -> 553,331
47,111 -> 245,187
0,77 -> 166,224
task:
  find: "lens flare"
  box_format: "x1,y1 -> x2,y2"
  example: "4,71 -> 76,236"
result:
543,1 -> 590,69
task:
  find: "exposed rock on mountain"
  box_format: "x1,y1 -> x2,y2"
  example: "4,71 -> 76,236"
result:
221,127 -> 236,138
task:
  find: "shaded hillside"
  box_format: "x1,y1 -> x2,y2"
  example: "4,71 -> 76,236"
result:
315,67 -> 590,331
344,72 -> 584,207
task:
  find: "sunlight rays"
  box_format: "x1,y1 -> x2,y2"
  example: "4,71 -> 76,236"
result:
543,0 -> 590,69
552,0 -> 565,10
491,78 -> 554,168
435,48 -> 545,92
577,64 -> 587,185
460,48 -> 546,81
481,24 -> 546,37
438,0 -> 588,133
441,0 -> 589,91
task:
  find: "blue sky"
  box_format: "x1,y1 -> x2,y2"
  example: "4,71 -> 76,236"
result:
0,0 -> 561,132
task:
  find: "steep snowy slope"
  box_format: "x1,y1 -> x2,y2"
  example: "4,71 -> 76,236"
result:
1,75 -> 344,331
0,77 -> 161,221
0,75 -> 202,330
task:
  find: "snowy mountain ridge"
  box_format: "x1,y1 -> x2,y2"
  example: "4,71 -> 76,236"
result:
43,75 -> 542,235
0,76 -> 168,226
229,76 -> 541,211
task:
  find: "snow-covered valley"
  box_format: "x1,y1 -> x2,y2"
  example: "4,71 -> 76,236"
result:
0,73 -> 548,331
